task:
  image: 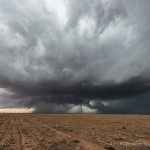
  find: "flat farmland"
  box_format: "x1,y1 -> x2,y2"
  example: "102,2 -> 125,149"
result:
0,114 -> 149,150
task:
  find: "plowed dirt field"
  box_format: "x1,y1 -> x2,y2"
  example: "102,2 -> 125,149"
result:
0,114 -> 149,150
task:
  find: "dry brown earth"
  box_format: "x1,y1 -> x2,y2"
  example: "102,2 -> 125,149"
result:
0,114 -> 149,150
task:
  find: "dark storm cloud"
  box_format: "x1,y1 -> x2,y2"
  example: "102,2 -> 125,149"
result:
0,0 -> 150,113
1,74 -> 150,113
66,0 -> 126,33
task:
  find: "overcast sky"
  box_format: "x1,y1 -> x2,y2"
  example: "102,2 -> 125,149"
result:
0,0 -> 150,113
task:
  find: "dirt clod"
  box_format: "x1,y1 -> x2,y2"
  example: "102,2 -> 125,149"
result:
104,145 -> 116,150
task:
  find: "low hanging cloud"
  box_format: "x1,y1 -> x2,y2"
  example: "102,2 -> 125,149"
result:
0,0 -> 150,113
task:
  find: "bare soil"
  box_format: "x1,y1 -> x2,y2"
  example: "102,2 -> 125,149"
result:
0,114 -> 149,150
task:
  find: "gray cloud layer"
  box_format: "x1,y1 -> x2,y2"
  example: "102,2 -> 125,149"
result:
0,0 -> 150,113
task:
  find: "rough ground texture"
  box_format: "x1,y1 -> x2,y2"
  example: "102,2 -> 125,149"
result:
0,114 -> 149,150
